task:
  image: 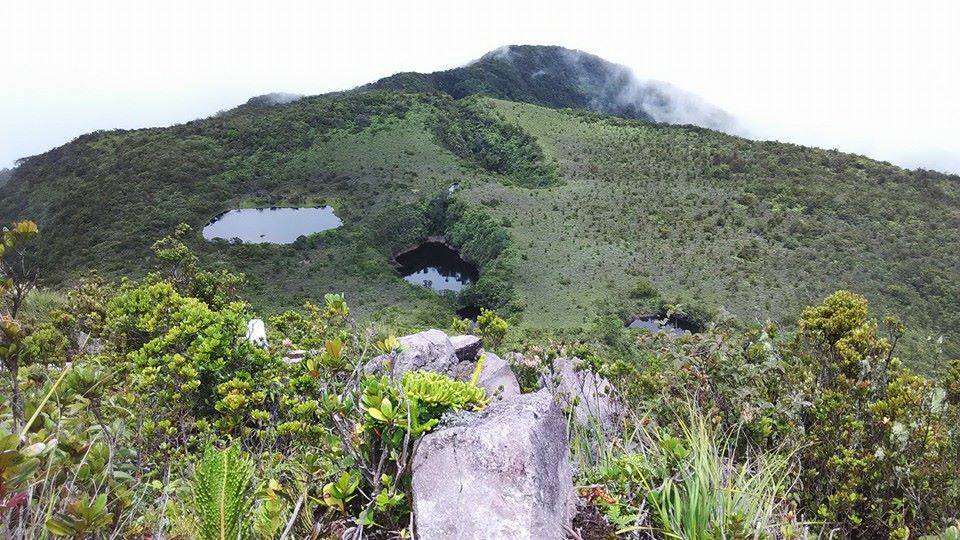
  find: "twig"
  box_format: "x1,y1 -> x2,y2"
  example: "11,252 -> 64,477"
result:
154,465 -> 172,540
563,523 -> 583,540
278,494 -> 305,540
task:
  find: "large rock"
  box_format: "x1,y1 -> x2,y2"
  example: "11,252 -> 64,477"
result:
450,334 -> 483,362
475,350 -> 520,399
364,330 -> 521,402
540,357 -> 622,434
412,390 -> 574,539
365,329 -> 470,379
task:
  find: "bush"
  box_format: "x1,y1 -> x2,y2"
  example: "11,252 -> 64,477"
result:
435,97 -> 559,188
794,291 -> 957,537
476,308 -> 509,349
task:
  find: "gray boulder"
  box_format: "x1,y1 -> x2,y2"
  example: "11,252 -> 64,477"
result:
475,350 -> 520,399
450,334 -> 483,362
412,390 -> 574,539
365,329 -> 470,379
540,357 -> 622,434
364,330 -> 521,402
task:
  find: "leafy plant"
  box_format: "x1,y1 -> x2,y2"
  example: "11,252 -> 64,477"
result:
476,308 -> 508,348
46,494 -> 114,538
450,317 -> 471,334
192,444 -> 253,540
321,472 -> 359,514
0,432 -> 56,509
600,407 -> 796,539
1,220 -> 40,431
401,370 -> 487,414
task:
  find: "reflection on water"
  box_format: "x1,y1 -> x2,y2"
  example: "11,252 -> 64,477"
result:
626,316 -> 694,335
202,207 -> 341,244
395,242 -> 478,293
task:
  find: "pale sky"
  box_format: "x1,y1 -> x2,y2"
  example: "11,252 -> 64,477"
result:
2,0 -> 959,174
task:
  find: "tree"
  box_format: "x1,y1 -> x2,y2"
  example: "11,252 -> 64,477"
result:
0,220 -> 39,432
151,223 -> 244,309
795,290 -> 955,537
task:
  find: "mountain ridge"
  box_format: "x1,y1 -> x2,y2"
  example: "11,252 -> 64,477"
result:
0,47 -> 957,371
363,44 -> 741,133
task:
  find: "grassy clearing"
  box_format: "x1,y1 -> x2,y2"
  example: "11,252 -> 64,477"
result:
458,99 -> 959,369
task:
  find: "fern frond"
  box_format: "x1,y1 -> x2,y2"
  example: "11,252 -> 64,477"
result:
193,443 -> 253,540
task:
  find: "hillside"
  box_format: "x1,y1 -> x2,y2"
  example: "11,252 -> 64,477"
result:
0,49 -> 958,371
364,45 -> 740,133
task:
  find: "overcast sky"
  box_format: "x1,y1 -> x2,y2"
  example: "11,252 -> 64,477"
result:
2,0 -> 959,174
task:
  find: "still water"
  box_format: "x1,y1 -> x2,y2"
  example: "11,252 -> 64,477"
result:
396,242 -> 478,293
626,316 -> 695,335
202,207 -> 342,244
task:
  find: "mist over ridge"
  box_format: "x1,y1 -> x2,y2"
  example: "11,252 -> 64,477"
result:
365,44 -> 744,135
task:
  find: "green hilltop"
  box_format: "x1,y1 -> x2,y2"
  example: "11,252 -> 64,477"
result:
1,46 -> 958,371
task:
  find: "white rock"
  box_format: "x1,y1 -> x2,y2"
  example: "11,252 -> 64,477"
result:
412,390 -> 574,539
246,319 -> 268,348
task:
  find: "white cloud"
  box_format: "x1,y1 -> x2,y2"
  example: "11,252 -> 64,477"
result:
2,0 -> 959,173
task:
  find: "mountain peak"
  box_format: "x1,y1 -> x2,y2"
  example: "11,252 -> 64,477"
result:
367,44 -> 740,133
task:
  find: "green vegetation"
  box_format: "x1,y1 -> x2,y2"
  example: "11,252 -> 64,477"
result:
2,45 -> 958,537
480,100 -> 959,371
550,289 -> 960,538
434,97 -> 559,188
192,444 -> 253,540
621,410 -> 794,538
0,56 -> 957,373
1,224 -> 498,538
1,224 -> 959,538
365,44 -> 660,122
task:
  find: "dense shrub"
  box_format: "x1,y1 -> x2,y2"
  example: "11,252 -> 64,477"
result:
569,291 -> 960,537
434,97 -> 559,188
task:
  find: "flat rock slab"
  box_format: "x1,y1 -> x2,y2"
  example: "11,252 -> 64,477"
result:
450,334 -> 483,362
413,390 -> 574,539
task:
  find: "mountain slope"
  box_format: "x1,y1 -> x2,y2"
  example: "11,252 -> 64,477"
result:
365,45 -> 740,133
0,48 -> 958,371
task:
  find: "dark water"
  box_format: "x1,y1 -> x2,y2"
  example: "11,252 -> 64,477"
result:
627,316 -> 695,335
396,242 -> 478,293
456,305 -> 481,320
202,207 -> 341,244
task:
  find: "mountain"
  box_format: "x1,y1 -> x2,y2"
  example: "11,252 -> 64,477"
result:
0,46 -> 957,371
239,92 -> 304,109
0,168 -> 11,189
364,45 -> 741,133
